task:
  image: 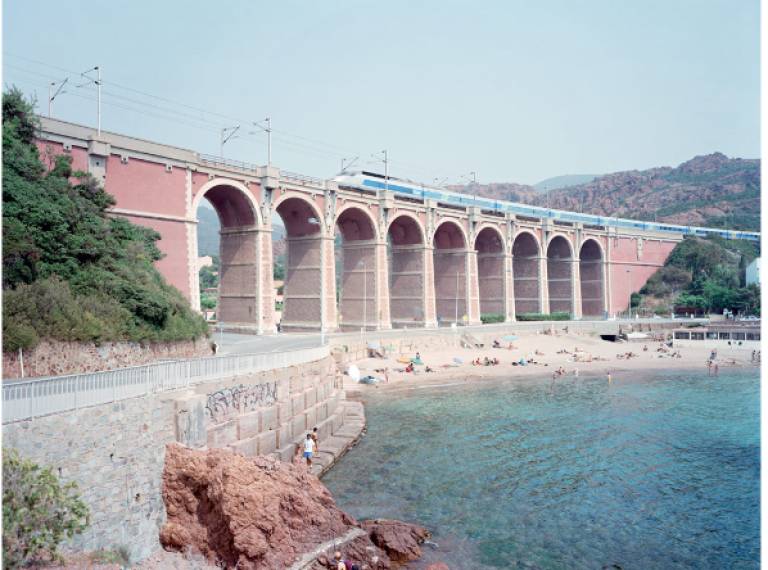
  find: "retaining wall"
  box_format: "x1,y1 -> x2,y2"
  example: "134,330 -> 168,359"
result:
2,355 -> 347,562
3,337 -> 213,379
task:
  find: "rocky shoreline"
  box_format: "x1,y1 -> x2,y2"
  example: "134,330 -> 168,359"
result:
160,444 -> 432,569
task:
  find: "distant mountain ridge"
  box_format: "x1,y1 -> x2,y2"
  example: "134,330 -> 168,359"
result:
534,174 -> 598,194
197,209 -> 286,258
450,153 -> 760,232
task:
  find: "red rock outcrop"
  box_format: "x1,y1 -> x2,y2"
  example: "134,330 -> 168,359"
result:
160,444 -> 426,569
361,519 -> 431,563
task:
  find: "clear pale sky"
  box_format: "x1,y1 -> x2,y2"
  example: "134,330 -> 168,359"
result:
2,0 -> 760,185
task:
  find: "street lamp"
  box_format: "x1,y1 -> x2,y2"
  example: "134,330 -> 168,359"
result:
626,268 -> 632,319
455,269 -> 460,326
358,259 -> 367,340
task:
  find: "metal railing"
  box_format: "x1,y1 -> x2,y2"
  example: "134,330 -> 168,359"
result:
281,170 -> 325,186
2,345 -> 329,424
198,153 -> 260,173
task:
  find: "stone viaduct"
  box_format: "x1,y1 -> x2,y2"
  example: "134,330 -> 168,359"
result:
36,117 -> 681,333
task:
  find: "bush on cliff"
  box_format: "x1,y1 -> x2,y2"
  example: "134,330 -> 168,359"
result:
2,448 -> 89,568
639,236 -> 760,315
2,88 -> 208,352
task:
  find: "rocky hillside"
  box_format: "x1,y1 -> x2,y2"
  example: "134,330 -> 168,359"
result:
445,181 -> 539,204
450,153 -> 760,231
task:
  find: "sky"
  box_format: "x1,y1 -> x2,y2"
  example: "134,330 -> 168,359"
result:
2,0 -> 760,185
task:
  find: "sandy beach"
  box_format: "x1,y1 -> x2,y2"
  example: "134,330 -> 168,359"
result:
345,331 -> 758,391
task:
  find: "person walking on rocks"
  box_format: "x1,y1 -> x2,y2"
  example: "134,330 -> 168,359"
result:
303,433 -> 316,467
312,427 -> 319,451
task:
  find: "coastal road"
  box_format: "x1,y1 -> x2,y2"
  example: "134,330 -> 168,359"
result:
216,318 -> 707,356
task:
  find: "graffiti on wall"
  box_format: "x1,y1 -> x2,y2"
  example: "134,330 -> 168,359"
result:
205,382 -> 278,423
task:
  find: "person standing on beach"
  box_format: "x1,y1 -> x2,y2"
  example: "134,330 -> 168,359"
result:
303,434 -> 315,467
311,427 -> 319,451
607,372 -> 612,384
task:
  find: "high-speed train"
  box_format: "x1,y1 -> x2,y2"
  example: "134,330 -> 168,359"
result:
333,170 -> 761,242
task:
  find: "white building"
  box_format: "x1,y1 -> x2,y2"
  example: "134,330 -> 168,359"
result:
672,322 -> 761,349
746,257 -> 760,286
198,255 -> 214,271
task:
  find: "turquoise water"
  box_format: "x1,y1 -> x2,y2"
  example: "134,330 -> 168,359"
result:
323,370 -> 760,569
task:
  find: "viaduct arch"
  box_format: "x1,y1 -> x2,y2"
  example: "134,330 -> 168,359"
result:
433,219 -> 469,325
387,213 -> 427,328
273,194 -> 326,331
334,205 -> 379,331
579,238 -> 606,317
191,179 -> 263,327
546,234 -> 575,315
512,231 -> 541,315
474,226 -> 506,319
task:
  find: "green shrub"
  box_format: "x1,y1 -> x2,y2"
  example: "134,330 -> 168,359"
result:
516,312 -> 570,321
200,293 -> 217,310
480,313 -> 505,324
2,89 -> 208,352
2,448 -> 89,568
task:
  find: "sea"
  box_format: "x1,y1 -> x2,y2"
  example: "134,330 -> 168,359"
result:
322,369 -> 760,569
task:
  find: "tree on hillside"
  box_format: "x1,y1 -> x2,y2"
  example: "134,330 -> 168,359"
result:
2,88 -> 208,352
639,236 -> 761,316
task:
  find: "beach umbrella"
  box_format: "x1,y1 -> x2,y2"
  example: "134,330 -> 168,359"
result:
502,335 -> 519,341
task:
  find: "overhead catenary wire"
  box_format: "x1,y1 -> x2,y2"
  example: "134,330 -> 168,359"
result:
5,54 -> 470,184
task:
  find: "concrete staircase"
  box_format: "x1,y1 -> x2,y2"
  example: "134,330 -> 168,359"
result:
271,399 -> 366,478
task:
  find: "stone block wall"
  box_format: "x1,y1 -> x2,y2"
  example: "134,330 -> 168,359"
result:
2,338 -> 213,379
2,355 -> 342,563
